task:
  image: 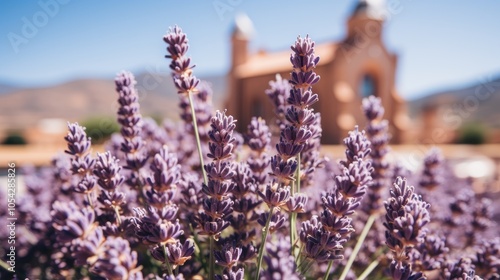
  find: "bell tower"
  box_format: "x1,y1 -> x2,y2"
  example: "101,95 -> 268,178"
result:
226,14 -> 254,123
230,13 -> 253,69
347,0 -> 386,45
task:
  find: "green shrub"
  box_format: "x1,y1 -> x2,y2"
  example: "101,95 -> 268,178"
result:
81,116 -> 120,144
2,132 -> 27,145
456,123 -> 487,145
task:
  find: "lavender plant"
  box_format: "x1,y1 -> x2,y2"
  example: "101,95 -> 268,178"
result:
384,177 -> 430,280
2,25 -> 499,280
362,95 -> 391,214
115,71 -> 149,192
164,25 -> 207,184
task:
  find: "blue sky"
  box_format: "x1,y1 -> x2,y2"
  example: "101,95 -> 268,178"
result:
1,0 -> 500,100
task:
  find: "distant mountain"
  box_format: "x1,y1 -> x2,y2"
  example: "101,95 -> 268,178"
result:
3,71 -> 499,137
0,82 -> 18,95
133,72 -> 226,105
0,73 -> 227,133
408,76 -> 500,128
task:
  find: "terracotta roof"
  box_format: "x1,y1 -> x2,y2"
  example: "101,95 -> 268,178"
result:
234,42 -> 337,79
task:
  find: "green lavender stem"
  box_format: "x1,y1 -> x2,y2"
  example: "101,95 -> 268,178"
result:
162,243 -> 174,276
323,260 -> 333,280
113,206 -> 122,225
256,206 -> 275,280
357,258 -> 380,280
296,153 -> 301,193
209,236 -> 215,280
0,259 -> 11,271
86,192 -> 94,209
290,212 -> 298,257
290,152 -> 301,258
338,214 -> 377,280
189,224 -> 207,271
187,90 -> 208,185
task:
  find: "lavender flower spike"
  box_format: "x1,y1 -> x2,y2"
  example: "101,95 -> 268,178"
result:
289,35 -> 321,89
64,122 -> 96,198
207,110 -> 237,161
384,177 -> 430,280
115,70 -> 148,172
65,122 -> 92,157
91,237 -> 143,280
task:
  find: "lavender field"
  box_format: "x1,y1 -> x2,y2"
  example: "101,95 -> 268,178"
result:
1,25 -> 499,280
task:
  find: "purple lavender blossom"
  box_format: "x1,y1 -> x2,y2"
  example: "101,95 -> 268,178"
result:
207,110 -> 237,161
51,201 -> 92,244
163,25 -> 200,96
265,74 -> 291,128
384,177 -> 430,279
214,244 -> 242,269
419,148 -> 444,191
197,110 -> 237,240
65,122 -> 92,158
163,25 -> 193,76
341,126 -> 371,167
441,258 -> 481,280
261,234 -> 301,280
91,236 -> 143,279
231,162 -> 257,198
215,268 -> 244,280
245,117 -> 271,154
297,126 -> 371,271
258,183 -> 291,208
147,146 -> 180,194
94,152 -> 124,191
115,71 -> 148,172
245,117 -> 271,185
289,35 -> 321,88
412,234 -> 449,271
150,239 -> 195,267
269,155 -> 298,184
64,122 -> 96,198
257,211 -> 287,233
285,193 -> 308,213
71,226 -> 105,265
362,96 -> 391,214
132,205 -> 182,245
473,238 -> 500,279
197,212 -> 231,237
141,117 -> 170,157
93,152 -> 127,211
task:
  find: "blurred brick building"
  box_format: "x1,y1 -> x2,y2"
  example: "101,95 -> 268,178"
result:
225,0 -> 409,144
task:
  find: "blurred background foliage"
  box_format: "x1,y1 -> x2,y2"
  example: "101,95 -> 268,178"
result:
1,131 -> 27,145
456,122 -> 487,145
80,116 -> 120,144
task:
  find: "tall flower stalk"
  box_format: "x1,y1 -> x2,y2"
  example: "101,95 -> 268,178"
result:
115,71 -> 148,201
164,25 -> 207,184
286,34 -> 321,194
93,151 -> 126,225
64,122 -> 96,207
195,110 -> 238,280
266,35 -> 321,260
384,177 -> 430,279
362,96 -> 391,214
301,126 -> 372,279
132,146 -> 194,275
